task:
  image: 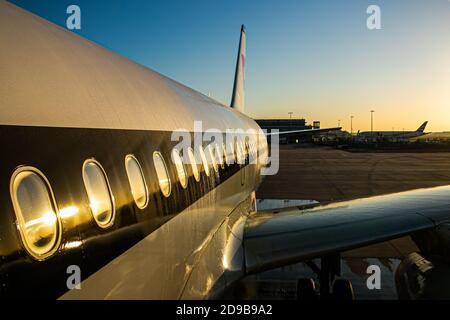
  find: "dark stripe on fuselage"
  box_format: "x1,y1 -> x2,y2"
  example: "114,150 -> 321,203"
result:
0,125 -> 255,299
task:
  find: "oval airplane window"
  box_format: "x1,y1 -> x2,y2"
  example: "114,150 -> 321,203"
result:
245,140 -> 250,162
188,147 -> 200,182
125,155 -> 149,209
227,141 -> 236,165
82,160 -> 115,228
215,143 -> 225,169
235,138 -> 244,165
198,146 -> 210,177
10,167 -> 61,260
247,140 -> 253,158
153,152 -> 171,197
172,149 -> 188,189
250,141 -> 256,162
242,139 -> 248,162
207,144 -> 219,173
222,143 -> 229,166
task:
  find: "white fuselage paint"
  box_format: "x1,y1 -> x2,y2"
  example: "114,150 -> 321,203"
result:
0,1 -> 257,134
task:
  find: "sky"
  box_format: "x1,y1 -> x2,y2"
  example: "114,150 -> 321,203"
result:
9,0 -> 450,132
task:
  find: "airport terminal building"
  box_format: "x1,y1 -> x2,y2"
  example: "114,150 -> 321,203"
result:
255,119 -> 319,132
255,119 -> 320,143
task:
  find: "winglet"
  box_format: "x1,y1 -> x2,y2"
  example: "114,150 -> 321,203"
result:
230,25 -> 246,113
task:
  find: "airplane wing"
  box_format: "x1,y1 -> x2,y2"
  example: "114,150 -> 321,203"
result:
243,185 -> 450,274
266,127 -> 342,137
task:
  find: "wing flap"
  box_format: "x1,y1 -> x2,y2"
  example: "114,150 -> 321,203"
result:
244,185 -> 450,274
256,199 -> 320,212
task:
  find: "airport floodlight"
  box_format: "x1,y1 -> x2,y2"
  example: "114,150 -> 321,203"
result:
370,110 -> 375,132
350,116 -> 354,135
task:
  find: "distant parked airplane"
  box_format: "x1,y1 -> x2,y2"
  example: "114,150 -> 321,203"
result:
357,121 -> 428,140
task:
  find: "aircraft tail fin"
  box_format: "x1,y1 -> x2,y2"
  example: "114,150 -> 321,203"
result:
230,25 -> 246,113
416,121 -> 428,132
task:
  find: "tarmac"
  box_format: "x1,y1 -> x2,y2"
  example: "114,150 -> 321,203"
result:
257,144 -> 450,202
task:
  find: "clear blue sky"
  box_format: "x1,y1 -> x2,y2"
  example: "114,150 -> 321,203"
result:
10,0 -> 450,132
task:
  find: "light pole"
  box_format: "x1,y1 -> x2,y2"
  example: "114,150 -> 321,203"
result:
370,110 -> 375,133
350,115 -> 354,135
338,119 -> 341,127
288,112 -> 293,120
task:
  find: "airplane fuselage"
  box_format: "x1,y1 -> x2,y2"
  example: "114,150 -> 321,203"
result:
0,1 -> 268,299
358,131 -> 426,140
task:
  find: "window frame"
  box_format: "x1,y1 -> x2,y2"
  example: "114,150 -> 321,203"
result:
82,159 -> 116,229
216,143 -> 225,169
199,146 -> 210,177
10,166 -> 62,260
244,139 -> 250,162
124,154 -> 149,209
235,138 -> 244,165
153,151 -> 172,197
188,147 -> 201,182
207,144 -> 219,173
171,148 -> 188,189
227,141 -> 236,165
